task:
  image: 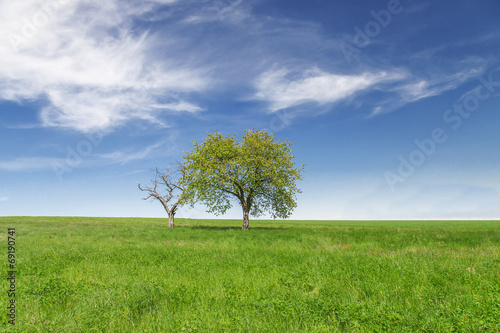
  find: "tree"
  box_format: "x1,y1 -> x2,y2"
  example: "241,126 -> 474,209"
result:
181,129 -> 304,230
138,164 -> 185,228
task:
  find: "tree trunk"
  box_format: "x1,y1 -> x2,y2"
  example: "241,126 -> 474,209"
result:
242,210 -> 250,230
168,214 -> 175,228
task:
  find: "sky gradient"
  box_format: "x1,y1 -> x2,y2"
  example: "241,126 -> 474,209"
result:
1,0 -> 499,220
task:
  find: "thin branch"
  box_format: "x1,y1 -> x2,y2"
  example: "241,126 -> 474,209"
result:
138,163 -> 186,218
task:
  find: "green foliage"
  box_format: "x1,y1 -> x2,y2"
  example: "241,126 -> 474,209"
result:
181,129 -> 304,221
1,217 -> 499,332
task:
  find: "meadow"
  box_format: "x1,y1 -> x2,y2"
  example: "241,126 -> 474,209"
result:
1,216 -> 499,332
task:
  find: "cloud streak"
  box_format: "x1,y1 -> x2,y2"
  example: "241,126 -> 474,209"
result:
0,139 -> 173,172
98,140 -> 172,164
254,67 -> 404,112
370,59 -> 487,116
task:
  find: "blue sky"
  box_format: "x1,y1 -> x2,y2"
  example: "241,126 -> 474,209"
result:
1,0 -> 499,220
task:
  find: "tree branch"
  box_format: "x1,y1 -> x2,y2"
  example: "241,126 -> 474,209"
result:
138,164 -> 186,220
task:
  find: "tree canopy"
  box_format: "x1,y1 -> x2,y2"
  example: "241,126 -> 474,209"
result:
181,129 -> 304,229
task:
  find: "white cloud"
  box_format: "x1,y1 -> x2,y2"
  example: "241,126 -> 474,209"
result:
254,67 -> 404,112
0,0 -> 209,132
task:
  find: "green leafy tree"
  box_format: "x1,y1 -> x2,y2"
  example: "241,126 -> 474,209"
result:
181,129 -> 304,230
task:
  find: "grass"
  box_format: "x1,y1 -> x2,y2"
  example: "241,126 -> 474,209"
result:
1,216 -> 499,332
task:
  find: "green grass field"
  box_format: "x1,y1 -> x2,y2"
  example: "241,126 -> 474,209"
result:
1,217 -> 499,332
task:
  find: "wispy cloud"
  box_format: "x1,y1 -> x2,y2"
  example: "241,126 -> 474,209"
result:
0,139 -> 172,171
254,67 -> 404,112
0,0 -> 209,132
183,0 -> 247,24
395,68 -> 483,103
371,58 -> 487,116
98,140 -> 170,164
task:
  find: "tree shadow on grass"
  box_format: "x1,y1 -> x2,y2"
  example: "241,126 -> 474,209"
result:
189,225 -> 294,231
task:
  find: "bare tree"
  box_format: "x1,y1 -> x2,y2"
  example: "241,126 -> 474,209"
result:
138,164 -> 185,228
